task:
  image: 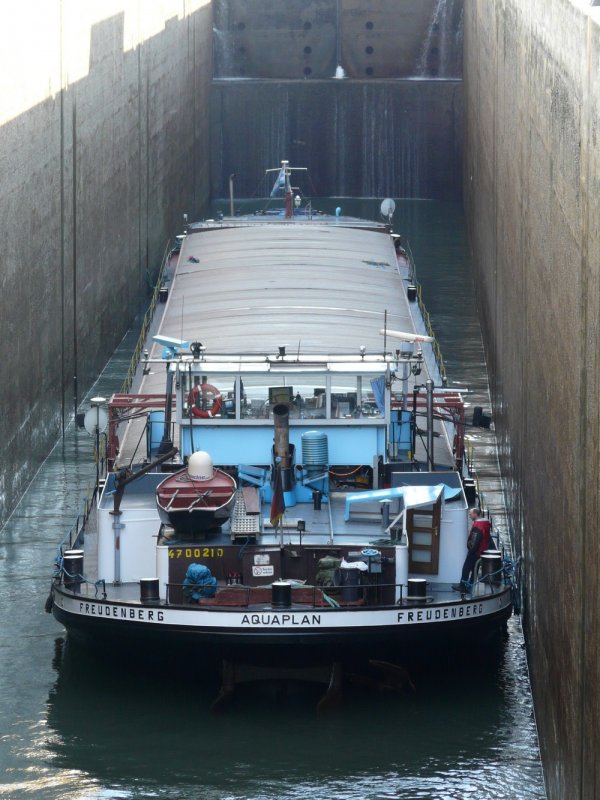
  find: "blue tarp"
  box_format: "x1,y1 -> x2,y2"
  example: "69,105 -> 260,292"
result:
270,167 -> 286,198
183,563 -> 217,601
344,483 -> 462,521
370,376 -> 386,415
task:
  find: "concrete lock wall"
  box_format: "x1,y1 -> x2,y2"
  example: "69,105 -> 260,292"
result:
0,1 -> 212,526
463,2 -> 600,798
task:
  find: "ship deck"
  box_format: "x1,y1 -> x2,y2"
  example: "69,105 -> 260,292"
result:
73,466 -> 472,610
95,468 -> 464,547
116,215 -> 454,468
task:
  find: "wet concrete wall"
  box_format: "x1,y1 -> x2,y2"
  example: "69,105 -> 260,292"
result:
213,0 -> 464,80
211,79 -> 463,200
211,0 -> 464,200
0,2 -> 212,525
463,2 -> 600,798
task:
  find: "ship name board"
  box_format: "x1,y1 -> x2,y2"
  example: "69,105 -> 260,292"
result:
397,603 -> 485,623
57,594 -> 500,628
78,601 -> 164,622
241,613 -> 321,626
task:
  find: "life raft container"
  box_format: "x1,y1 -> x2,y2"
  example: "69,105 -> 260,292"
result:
188,383 -> 222,418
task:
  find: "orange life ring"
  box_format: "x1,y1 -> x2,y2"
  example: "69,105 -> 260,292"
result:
188,383 -> 222,418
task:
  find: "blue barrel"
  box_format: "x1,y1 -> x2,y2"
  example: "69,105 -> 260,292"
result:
147,411 -> 165,459
301,431 -> 328,476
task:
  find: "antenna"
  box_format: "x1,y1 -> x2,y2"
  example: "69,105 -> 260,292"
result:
180,297 -> 185,347
296,339 -> 301,361
383,309 -> 388,357
380,198 -> 396,223
189,362 -> 196,455
378,328 -> 434,344
152,334 -> 190,359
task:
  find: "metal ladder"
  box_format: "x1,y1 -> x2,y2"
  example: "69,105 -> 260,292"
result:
230,488 -> 261,541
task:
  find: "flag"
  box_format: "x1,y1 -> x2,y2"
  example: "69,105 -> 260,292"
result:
270,166 -> 286,198
270,465 -> 285,527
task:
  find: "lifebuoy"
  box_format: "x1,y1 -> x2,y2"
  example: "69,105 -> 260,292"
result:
188,383 -> 222,418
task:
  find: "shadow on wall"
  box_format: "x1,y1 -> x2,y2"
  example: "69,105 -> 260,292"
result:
0,4 -> 212,527
212,0 -> 463,80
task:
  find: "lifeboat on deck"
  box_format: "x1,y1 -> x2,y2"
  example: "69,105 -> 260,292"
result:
156,451 -> 237,533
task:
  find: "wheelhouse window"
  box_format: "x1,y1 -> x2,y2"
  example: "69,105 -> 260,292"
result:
330,374 -> 385,419
178,368 -> 386,422
240,374 -> 326,420
181,372 -> 235,419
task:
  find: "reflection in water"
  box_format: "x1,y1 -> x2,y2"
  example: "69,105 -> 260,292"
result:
45,620 -> 541,800
0,200 -> 545,800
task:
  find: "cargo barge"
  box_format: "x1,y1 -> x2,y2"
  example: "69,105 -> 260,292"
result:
48,163 -> 513,666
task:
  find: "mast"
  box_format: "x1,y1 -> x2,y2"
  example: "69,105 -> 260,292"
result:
283,160 -> 293,219
426,379 -> 435,471
266,160 -> 307,218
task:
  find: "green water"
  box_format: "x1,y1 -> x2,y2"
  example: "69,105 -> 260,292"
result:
0,200 -> 546,799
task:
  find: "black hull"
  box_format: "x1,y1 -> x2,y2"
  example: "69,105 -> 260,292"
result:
52,598 -> 512,668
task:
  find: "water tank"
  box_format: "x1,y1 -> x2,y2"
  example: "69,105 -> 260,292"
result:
301,431 -> 328,476
147,411 -> 165,459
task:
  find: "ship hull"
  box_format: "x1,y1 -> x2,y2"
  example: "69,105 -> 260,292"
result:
51,584 -> 513,666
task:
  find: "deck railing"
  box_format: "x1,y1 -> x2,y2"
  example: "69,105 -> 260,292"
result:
54,567 -> 513,604
163,575 -> 509,610
120,240 -> 172,395
404,241 -> 448,386
165,581 -> 394,608
53,482 -> 98,581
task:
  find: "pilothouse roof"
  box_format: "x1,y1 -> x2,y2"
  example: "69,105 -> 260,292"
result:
158,222 -> 414,357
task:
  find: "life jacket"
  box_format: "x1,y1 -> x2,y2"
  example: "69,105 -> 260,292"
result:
472,519 -> 492,557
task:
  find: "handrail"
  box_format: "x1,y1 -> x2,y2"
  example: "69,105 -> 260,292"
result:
55,573 -> 513,606
165,581 -> 402,608
53,482 -> 96,564
403,244 -> 448,386
120,240 -> 172,394
163,577 -> 509,610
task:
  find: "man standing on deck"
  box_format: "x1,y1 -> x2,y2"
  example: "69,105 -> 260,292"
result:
452,508 -> 493,593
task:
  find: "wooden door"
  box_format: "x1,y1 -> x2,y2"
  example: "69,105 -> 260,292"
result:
406,497 -> 442,574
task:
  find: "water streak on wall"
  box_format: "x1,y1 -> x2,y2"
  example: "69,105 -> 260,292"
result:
418,0 -> 464,78
211,79 -> 462,200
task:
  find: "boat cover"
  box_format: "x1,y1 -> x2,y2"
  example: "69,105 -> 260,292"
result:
183,563 -> 217,601
344,483 -> 461,521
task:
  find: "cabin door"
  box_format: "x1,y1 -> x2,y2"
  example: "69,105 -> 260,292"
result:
406,497 -> 442,574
